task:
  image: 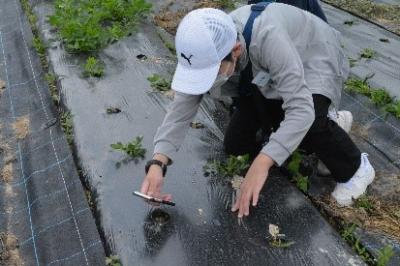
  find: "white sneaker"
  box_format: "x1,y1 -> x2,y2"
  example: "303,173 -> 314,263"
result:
329,110 -> 353,133
331,153 -> 375,206
317,110 -> 354,176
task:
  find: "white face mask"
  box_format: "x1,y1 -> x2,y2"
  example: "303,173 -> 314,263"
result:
211,74 -> 230,90
210,61 -> 235,90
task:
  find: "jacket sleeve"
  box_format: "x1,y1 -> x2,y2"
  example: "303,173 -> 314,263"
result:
256,25 -> 315,166
153,91 -> 203,163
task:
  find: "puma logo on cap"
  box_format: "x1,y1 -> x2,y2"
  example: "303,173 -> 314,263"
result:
181,53 -> 193,65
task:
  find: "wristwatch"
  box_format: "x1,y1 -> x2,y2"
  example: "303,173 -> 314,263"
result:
145,159 -> 167,177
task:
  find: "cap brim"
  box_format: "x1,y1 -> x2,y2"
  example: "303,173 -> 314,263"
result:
171,62 -> 220,95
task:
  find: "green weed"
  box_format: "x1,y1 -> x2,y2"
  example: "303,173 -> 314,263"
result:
45,74 -> 60,106
287,151 -> 309,193
370,89 -> 392,107
339,224 -> 395,265
109,23 -> 125,42
270,239 -> 295,248
287,151 -> 302,175
360,48 -> 376,59
147,74 -> 171,92
354,195 -> 374,213
106,255 -> 121,266
84,57 -> 104,77
340,224 -> 375,264
32,36 -> 48,68
216,0 -> 236,9
348,57 -> 358,68
111,136 -> 146,159
345,78 -> 371,96
49,0 -> 152,53
60,112 -> 74,145
296,175 -> 309,193
386,101 -> 400,118
21,0 -> 39,35
377,245 -> 394,266
164,41 -> 176,55
32,36 -> 46,55
204,154 -> 250,178
345,77 -> 400,119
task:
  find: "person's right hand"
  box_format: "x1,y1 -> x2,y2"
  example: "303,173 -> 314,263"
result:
140,155 -> 172,203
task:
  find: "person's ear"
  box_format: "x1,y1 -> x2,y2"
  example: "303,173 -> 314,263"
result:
231,41 -> 242,59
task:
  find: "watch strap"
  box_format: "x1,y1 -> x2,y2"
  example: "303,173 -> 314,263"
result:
145,159 -> 167,176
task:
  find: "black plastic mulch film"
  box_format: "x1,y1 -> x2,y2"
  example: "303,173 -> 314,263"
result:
0,0 -> 105,265
0,0 -> 399,265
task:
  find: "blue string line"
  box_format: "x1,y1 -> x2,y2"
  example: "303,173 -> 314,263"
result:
0,179 -> 80,215
46,240 -> 102,266
19,207 -> 90,247
0,155 -> 72,188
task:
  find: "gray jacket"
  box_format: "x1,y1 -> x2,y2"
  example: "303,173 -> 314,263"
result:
153,3 -> 349,166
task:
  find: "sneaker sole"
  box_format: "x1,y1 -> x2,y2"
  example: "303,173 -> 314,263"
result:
332,167 -> 375,207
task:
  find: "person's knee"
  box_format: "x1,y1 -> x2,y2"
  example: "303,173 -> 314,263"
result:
308,114 -> 329,134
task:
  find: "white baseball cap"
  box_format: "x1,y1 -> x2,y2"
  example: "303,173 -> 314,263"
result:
171,8 -> 237,95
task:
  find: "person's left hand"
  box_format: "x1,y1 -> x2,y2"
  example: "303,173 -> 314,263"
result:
231,153 -> 274,218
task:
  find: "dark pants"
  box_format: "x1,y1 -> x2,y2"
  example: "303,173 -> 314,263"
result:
224,90 -> 361,182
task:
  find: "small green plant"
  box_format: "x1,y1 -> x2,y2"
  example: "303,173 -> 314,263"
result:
340,224 -> 375,264
345,77 -> 400,119
111,136 -> 146,159
340,224 -> 374,264
216,0 -> 236,9
287,151 -> 309,193
106,255 -> 121,266
386,101 -> 400,118
296,175 -> 309,193
164,41 -> 176,55
60,112 -> 74,145
376,245 -> 394,266
84,57 -> 104,77
32,36 -> 48,68
49,0 -> 152,53
287,151 -> 302,175
204,154 -> 250,178
354,195 -> 374,213
109,23 -> 125,42
345,78 -> 371,96
360,48 -> 376,59
32,36 -> 46,55
147,74 -> 171,92
45,74 -> 60,106
348,57 -> 358,68
21,0 -> 39,35
370,89 -> 392,107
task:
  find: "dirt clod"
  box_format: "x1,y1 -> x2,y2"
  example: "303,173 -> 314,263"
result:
12,116 -> 30,140
0,232 -> 23,266
1,163 -> 13,183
